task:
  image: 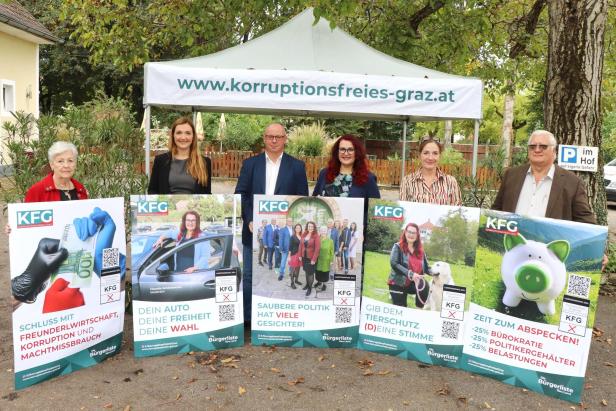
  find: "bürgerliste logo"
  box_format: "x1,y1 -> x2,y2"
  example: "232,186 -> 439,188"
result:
321,333 -> 352,343
537,376 -> 573,395
208,335 -> 239,343
16,209 -> 53,228
137,201 -> 168,216
90,345 -> 117,358
258,200 -> 289,214
427,348 -> 458,363
373,205 -> 404,221
485,216 -> 519,235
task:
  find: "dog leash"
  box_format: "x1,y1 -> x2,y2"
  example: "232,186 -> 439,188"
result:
413,274 -> 428,306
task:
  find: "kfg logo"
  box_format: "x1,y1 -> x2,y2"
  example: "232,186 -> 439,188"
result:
373,205 -> 403,220
560,145 -> 577,163
258,200 -> 289,214
485,217 -> 518,234
137,201 -> 168,215
17,210 -> 53,228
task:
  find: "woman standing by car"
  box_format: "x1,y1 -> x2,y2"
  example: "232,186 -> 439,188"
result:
153,210 -> 211,273
314,226 -> 334,292
399,137 -> 461,205
288,223 -> 304,289
387,222 -> 430,308
298,221 -> 320,296
148,117 -> 212,194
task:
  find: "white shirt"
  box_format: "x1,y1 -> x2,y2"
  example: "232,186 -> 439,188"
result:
515,165 -> 555,218
265,152 -> 282,195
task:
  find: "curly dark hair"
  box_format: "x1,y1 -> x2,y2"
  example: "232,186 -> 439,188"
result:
325,134 -> 370,186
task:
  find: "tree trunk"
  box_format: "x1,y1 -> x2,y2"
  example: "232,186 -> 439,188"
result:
501,90 -> 515,167
544,0 -> 607,226
443,120 -> 452,147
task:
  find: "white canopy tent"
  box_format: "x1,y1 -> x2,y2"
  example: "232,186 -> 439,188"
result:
143,8 -> 483,178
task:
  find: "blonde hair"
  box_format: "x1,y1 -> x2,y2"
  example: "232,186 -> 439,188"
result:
169,117 -> 208,185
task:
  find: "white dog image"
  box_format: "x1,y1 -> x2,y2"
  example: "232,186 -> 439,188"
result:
424,261 -> 455,311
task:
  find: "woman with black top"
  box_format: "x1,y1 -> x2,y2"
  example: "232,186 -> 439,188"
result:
287,223 -> 303,289
148,117 -> 212,194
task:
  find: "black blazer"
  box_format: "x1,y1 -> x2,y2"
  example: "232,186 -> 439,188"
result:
148,152 -> 212,194
234,152 -> 309,246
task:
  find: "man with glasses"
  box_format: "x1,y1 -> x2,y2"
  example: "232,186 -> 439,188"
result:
235,123 -> 309,324
492,130 -> 595,223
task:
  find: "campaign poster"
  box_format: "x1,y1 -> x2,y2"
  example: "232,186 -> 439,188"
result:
358,200 -> 480,368
251,195 -> 364,347
8,198 -> 126,389
131,194 -> 243,357
460,210 -> 608,402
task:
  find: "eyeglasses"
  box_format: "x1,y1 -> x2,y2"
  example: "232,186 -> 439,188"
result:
338,147 -> 355,154
405,230 -> 417,236
185,218 -> 197,223
264,135 -> 286,141
528,144 -> 553,151
421,136 -> 440,143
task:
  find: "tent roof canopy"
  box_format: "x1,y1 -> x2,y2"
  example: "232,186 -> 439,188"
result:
144,8 -> 483,122
159,8 -> 465,81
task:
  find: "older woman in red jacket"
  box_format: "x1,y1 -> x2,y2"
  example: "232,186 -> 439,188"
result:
25,141 -> 88,202
298,221 -> 321,296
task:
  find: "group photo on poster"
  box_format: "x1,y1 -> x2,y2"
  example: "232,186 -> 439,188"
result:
461,210 -> 608,402
251,195 -> 364,347
130,194 -> 244,357
8,198 -> 126,389
359,199 -> 479,367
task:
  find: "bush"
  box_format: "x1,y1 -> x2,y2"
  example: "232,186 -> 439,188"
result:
0,95 -> 147,205
222,114 -> 276,151
286,123 -> 332,157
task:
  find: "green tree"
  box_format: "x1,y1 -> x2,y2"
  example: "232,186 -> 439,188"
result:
424,209 -> 477,263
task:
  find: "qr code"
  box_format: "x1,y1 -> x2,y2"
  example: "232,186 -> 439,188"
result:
567,274 -> 591,298
441,320 -> 460,339
102,248 -> 120,269
218,304 -> 235,322
335,307 -> 353,324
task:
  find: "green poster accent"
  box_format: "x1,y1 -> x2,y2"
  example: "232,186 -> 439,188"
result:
15,333 -> 123,390
252,326 -> 358,348
358,334 -> 463,367
134,324 -> 244,357
460,353 -> 583,403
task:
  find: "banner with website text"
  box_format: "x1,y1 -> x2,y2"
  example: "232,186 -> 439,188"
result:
144,65 -> 483,119
8,198 -> 125,389
358,200 -> 480,368
460,210 -> 608,403
251,195 -> 364,347
131,195 -> 243,357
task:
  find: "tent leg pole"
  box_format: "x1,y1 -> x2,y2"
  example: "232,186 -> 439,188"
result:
472,120 -> 480,178
145,105 -> 151,185
192,107 -> 197,125
401,120 -> 407,184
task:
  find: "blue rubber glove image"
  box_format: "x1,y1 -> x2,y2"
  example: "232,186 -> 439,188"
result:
73,207 -> 126,278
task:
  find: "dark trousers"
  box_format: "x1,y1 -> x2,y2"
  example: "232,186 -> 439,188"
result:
388,280 -> 430,308
266,247 -> 275,269
274,247 -> 281,268
242,245 -> 253,321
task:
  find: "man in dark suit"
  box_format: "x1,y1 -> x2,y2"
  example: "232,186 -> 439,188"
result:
492,130 -> 595,224
235,123 -> 309,323
263,220 -> 275,270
